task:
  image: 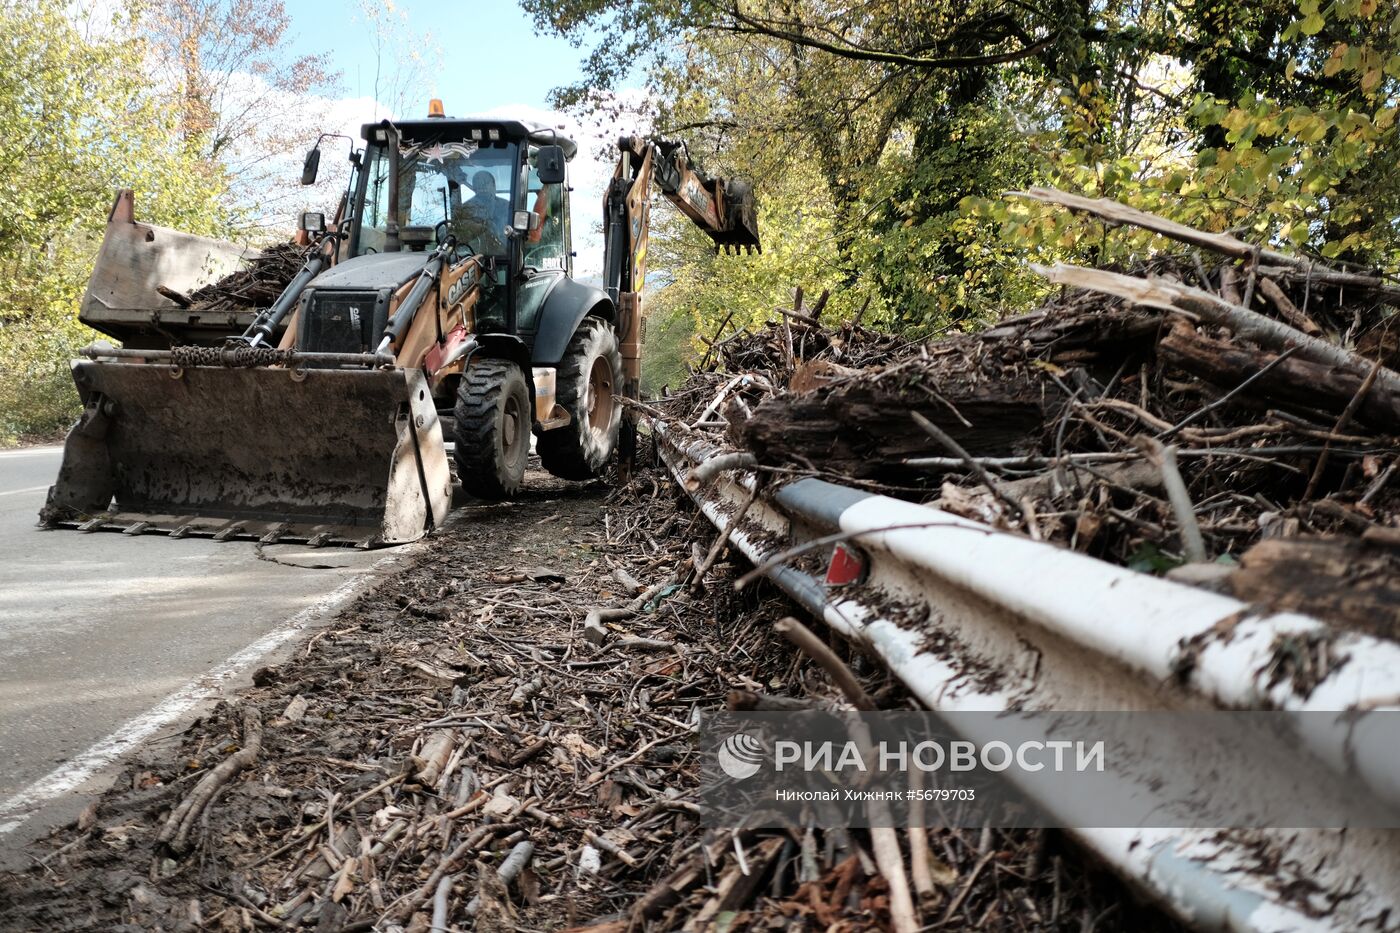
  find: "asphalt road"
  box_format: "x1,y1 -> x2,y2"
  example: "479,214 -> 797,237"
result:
0,446 -> 401,851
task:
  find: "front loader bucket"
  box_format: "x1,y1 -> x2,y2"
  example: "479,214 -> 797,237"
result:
42,361 -> 451,547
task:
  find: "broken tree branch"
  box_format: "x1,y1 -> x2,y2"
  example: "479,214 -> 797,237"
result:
1135,437 -> 1207,563
1013,188 -> 1400,298
1034,263 -> 1400,400
465,840 -> 535,916
157,705 -> 263,855
1305,359 -> 1385,500
685,451 -> 758,490
773,616 -> 875,711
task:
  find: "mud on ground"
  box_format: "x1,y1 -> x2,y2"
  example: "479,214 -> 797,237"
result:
0,459 -> 1182,932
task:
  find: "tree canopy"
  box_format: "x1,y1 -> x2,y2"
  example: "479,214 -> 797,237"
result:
0,0 -> 332,441
522,0 -> 1400,383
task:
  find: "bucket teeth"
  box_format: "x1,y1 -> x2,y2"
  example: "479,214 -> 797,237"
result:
44,362 -> 450,548
259,524 -> 289,545
213,522 -> 246,542
42,511 -> 400,548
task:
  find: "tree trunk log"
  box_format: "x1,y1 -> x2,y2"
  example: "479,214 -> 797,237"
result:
1159,323 -> 1400,430
1038,263 -> 1400,400
1226,536 -> 1400,642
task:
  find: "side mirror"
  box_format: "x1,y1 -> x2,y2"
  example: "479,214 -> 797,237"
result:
299,211 -> 326,234
536,145 -> 566,185
301,147 -> 321,186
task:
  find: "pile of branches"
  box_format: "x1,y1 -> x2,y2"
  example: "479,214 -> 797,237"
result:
659,189 -> 1400,631
177,242 -> 306,311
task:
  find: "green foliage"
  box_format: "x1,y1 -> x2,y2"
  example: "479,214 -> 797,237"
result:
639,298 -> 695,397
854,104 -> 1045,330
0,0 -> 233,443
526,0 -> 1400,355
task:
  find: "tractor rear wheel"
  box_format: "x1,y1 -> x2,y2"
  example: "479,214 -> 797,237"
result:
454,359 -> 530,499
538,317 -> 622,480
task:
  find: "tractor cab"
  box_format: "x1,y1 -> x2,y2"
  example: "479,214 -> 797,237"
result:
345,115 -> 578,339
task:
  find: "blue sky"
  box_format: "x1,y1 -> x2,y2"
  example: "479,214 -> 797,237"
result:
279,0 -> 637,272
282,0 -> 599,115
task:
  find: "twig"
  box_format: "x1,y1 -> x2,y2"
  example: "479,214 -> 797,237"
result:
584,606 -> 635,646
697,308 -> 737,369
583,731 -> 687,787
911,412 -> 1024,519
430,874 -> 455,932
584,829 -> 639,867
1158,345 -> 1299,440
383,823 -> 519,922
773,617 -> 874,711
1361,457 -> 1398,506
157,706 -> 262,855
772,615 -> 918,932
247,773 -> 406,868
940,849 -> 997,924
735,521 -> 991,591
464,840 -> 535,916
1304,359 -> 1384,499
693,485 -> 760,584
685,452 -> 758,490
871,823 -> 920,933
907,768 -> 937,898
1258,277 -> 1323,336
851,294 -> 872,328
1135,437 -> 1207,563
611,567 -> 643,594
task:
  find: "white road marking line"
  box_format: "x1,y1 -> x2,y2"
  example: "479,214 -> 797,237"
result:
0,485 -> 48,498
0,448 -> 60,458
0,548 -> 412,836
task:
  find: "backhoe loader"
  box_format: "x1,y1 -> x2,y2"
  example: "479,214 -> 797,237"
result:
42,103 -> 760,547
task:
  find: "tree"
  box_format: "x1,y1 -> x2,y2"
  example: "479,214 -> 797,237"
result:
524,0 -> 1399,348
0,0 -> 230,441
141,0 -> 340,227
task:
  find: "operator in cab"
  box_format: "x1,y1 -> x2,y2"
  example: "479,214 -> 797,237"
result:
455,170 -> 510,255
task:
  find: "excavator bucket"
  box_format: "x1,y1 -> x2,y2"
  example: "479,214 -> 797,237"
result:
41,361 -> 451,547
714,179 -> 761,255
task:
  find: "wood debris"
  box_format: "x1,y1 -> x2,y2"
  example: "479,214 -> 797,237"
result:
659,191 -> 1400,635
0,467 -> 1178,931
182,242 -> 305,311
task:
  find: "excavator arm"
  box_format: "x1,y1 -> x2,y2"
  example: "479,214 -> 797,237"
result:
602,135 -> 760,400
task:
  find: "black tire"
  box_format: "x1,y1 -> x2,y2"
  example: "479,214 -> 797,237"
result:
538,317 -> 622,480
453,359 -> 530,499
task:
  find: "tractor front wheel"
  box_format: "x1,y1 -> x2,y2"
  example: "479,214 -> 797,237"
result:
538,317 -> 622,480
454,359 -> 530,499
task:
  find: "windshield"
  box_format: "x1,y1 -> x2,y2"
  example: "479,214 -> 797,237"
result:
354,138 -> 519,257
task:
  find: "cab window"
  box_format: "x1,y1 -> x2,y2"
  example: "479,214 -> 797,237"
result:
523,145 -> 568,271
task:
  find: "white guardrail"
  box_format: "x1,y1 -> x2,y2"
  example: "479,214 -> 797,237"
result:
652,419 -> 1400,933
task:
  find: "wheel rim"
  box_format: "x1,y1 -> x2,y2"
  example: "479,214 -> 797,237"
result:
586,355 -> 614,433
502,393 -> 522,457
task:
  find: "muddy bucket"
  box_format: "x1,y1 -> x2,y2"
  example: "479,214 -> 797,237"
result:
42,359 -> 451,547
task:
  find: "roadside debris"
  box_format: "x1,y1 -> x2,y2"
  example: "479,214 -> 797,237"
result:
658,191 -> 1400,632
9,186 -> 1388,930
0,468 -> 1178,931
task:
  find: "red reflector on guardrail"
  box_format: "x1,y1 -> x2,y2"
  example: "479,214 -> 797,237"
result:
825,542 -> 867,586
